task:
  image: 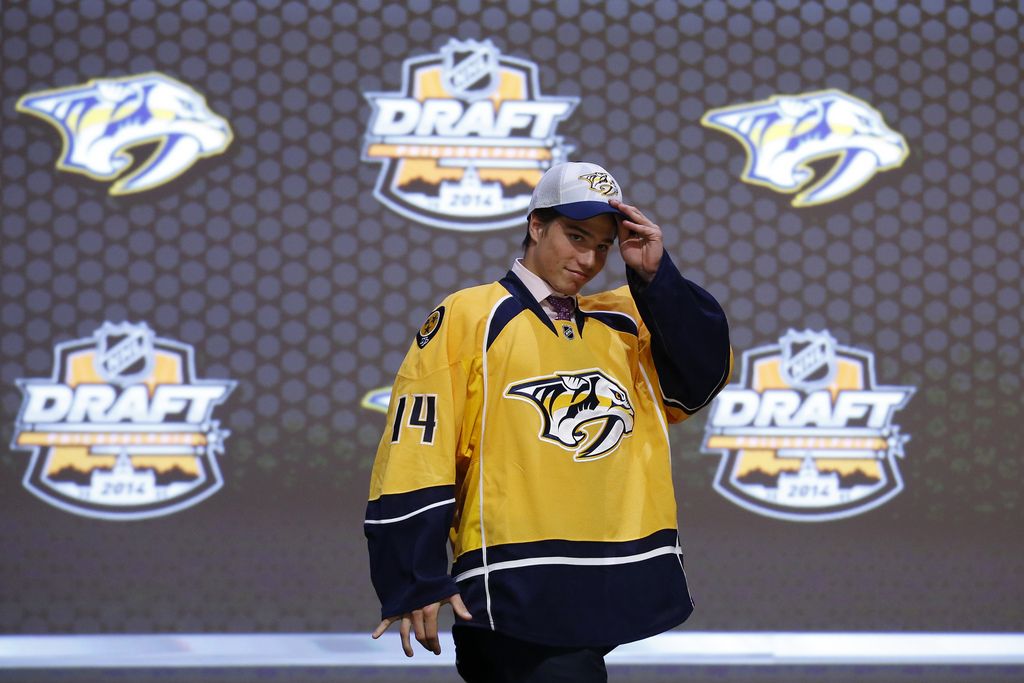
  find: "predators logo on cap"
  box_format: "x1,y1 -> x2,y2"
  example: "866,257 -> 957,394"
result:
363,38 -> 578,231
578,172 -> 618,197
10,322 -> 235,521
701,330 -> 914,522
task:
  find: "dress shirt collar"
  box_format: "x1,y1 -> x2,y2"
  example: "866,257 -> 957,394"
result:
512,258 -> 576,306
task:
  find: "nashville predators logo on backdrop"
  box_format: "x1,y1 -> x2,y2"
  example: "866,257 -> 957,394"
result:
702,89 -> 908,207
363,38 -> 578,231
506,370 -> 634,461
17,72 -> 232,195
11,322 -> 235,520
361,387 -> 392,413
701,330 -> 914,521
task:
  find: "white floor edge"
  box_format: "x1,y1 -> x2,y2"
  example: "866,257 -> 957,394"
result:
1,632 -> 1023,668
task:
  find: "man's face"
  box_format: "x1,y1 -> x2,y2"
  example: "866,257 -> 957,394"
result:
524,213 -> 618,296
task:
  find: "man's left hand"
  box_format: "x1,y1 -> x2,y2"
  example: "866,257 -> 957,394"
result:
611,198 -> 663,283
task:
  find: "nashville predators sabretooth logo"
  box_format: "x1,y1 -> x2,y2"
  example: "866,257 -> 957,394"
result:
578,172 -> 618,197
505,369 -> 634,461
16,72 -> 232,195
702,89 -> 908,207
10,322 -> 235,521
701,329 -> 914,522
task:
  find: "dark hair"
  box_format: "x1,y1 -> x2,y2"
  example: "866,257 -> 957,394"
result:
521,208 -> 561,253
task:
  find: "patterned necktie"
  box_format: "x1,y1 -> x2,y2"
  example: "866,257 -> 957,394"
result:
547,295 -> 575,321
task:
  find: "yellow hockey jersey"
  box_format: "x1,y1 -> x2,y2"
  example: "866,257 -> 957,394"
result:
365,254 -> 731,647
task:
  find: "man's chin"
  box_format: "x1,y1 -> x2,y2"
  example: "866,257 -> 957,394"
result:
557,282 -> 584,296
564,273 -> 591,293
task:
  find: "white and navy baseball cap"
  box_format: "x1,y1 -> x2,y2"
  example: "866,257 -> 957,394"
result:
527,162 -> 626,220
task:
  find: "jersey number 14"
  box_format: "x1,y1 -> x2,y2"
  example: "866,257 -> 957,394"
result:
389,394 -> 438,444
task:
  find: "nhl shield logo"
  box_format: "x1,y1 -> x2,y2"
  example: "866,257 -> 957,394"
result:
10,322 -> 235,520
441,39 -> 499,101
779,329 -> 837,392
95,321 -> 154,386
701,330 -> 914,521
363,38 -> 578,231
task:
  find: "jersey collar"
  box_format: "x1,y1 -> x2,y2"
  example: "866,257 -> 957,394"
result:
501,263 -> 587,336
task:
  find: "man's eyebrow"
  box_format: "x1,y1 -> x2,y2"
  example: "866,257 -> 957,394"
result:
565,223 -> 615,243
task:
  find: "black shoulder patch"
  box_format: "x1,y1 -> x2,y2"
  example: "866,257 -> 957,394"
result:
416,306 -> 445,348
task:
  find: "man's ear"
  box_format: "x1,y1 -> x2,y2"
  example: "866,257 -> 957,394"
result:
527,214 -> 547,245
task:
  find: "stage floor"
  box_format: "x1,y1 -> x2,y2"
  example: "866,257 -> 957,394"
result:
2,664 -> 1024,683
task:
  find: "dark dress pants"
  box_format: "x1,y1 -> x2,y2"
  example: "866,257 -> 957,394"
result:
453,625 -> 611,683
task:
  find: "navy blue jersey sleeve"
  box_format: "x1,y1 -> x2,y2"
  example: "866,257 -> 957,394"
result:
364,485 -> 459,619
627,252 -> 732,414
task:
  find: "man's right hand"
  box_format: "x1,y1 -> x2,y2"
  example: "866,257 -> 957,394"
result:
371,593 -> 473,657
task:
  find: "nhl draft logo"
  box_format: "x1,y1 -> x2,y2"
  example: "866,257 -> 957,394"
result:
506,369 -> 634,461
701,330 -> 914,521
363,38 -> 578,231
701,89 -> 908,207
16,72 -> 232,195
10,322 -> 236,520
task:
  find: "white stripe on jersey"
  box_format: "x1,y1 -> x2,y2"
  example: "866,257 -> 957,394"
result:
363,498 -> 455,525
452,544 -> 683,582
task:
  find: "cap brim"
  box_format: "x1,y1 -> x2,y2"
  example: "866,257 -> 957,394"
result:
551,201 -> 626,220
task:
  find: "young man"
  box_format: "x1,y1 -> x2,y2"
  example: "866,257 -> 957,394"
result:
365,162 -> 732,681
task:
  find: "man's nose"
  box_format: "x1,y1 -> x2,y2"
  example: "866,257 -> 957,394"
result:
577,249 -> 596,269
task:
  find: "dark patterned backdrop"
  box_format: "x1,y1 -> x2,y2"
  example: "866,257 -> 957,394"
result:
1,0 -> 1021,634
